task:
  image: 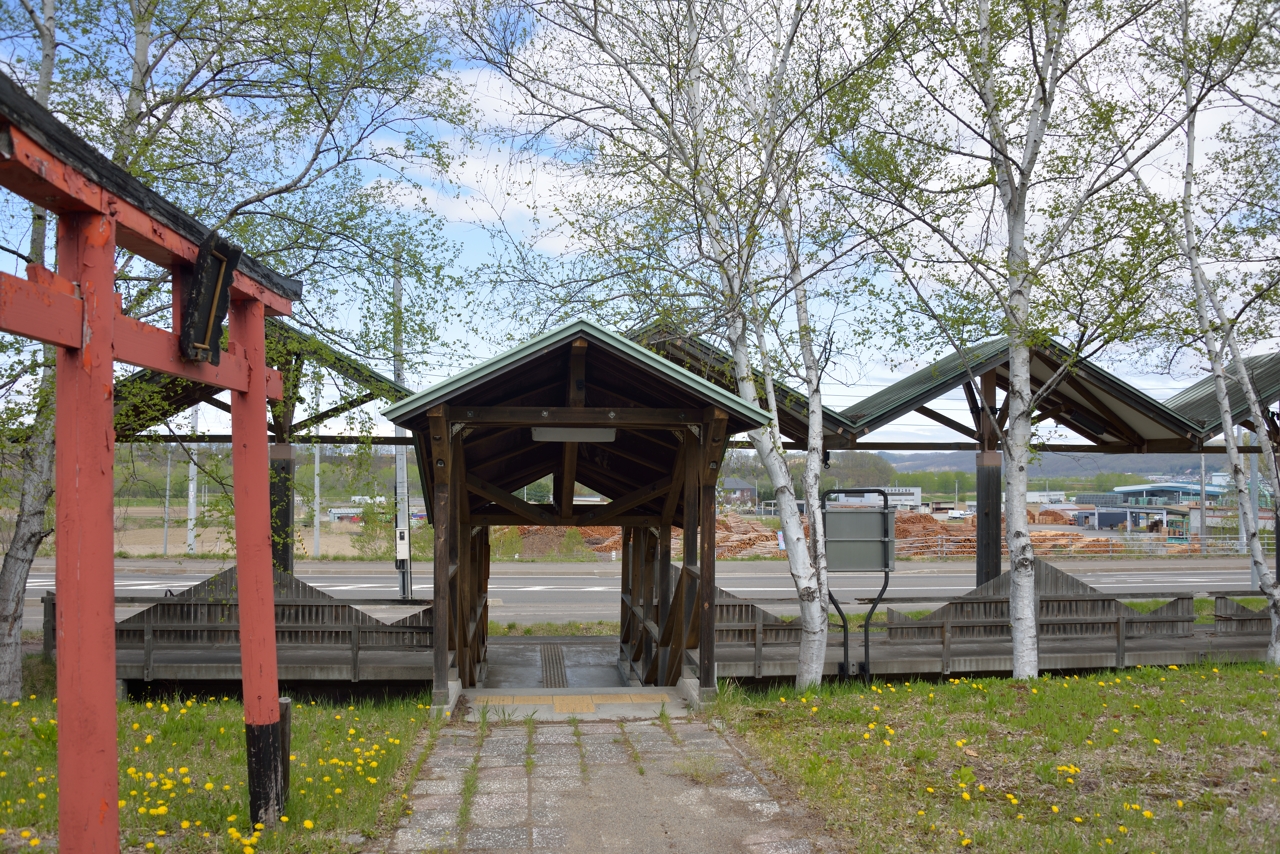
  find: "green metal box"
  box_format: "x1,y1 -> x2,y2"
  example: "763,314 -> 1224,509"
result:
824,507 -> 895,572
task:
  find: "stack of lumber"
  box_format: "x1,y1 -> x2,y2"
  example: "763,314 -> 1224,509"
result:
1036,509 -> 1075,524
674,513 -> 782,557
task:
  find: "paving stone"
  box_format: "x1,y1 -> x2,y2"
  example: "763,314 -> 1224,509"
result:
747,840 -> 813,854
531,746 -> 581,765
472,805 -> 529,828
718,784 -> 775,802
749,801 -> 783,820
582,745 -> 630,763
465,827 -> 531,849
472,792 -> 529,812
577,722 -> 620,734
479,765 -> 529,780
532,727 -> 576,744
480,754 -> 527,768
534,777 -> 585,792
392,826 -> 455,851
531,826 -> 568,848
403,809 -> 458,831
413,779 -> 463,795
412,793 -> 462,811
478,776 -> 529,794
529,763 -> 579,779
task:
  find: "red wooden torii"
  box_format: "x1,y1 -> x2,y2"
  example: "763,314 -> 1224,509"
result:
0,75 -> 297,849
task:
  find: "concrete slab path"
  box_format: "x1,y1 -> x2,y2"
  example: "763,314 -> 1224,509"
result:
378,717 -> 821,854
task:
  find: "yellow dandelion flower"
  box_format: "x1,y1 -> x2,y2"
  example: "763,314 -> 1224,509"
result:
303,820 -> 315,830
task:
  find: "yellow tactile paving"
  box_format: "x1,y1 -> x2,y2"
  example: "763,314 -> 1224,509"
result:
477,696 -> 514,705
511,695 -> 553,705
632,693 -> 672,703
553,695 -> 596,713
591,694 -> 635,703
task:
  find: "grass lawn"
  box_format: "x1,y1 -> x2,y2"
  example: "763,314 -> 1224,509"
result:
713,662 -> 1280,852
487,619 -> 621,636
1,656 -> 438,852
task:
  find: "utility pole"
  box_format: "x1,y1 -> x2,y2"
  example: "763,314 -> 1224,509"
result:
1199,453 -> 1207,544
186,403 -> 199,554
393,260 -> 411,598
163,447 -> 172,556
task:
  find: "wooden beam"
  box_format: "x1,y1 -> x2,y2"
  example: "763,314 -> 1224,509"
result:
0,268 -> 82,348
452,406 -> 704,427
578,475 -> 674,524
915,405 -> 978,441
962,381 -> 982,431
470,513 -> 661,526
559,339 -> 587,519
661,440 -> 687,526
465,473 -> 557,525
0,268 -> 285,397
0,124 -> 295,315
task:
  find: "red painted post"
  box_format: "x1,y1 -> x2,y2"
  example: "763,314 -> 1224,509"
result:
228,295 -> 283,823
54,212 -> 120,853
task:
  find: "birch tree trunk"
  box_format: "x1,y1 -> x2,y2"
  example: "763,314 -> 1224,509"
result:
1172,38 -> 1280,659
0,0 -> 58,701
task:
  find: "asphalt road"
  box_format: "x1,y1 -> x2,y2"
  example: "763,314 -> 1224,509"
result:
23,556 -> 1259,626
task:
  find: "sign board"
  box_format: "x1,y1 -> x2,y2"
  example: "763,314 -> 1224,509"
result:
179,231 -> 242,364
824,507 -> 895,572
395,527 -> 410,561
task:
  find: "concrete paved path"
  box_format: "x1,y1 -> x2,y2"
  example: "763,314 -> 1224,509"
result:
382,718 -> 819,854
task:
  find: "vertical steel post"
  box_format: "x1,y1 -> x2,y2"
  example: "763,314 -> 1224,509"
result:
313,438 -> 321,558
229,296 -> 283,825
393,263 -> 410,597
163,448 -> 172,556
1199,454 -> 1207,545
54,211 -> 119,853
187,403 -> 199,554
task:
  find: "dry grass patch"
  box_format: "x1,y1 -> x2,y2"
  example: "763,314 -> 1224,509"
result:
713,662 -> 1280,852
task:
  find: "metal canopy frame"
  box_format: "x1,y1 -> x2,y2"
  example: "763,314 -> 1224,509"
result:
385,321 -> 769,702
114,317 -> 413,440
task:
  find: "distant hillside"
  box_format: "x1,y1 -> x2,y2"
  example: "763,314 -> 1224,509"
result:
881,451 -> 1225,478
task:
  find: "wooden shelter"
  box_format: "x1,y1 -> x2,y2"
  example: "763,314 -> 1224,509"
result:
635,328 -> 1270,587
384,320 -> 769,704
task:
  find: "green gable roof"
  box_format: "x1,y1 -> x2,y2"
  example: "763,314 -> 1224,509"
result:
1164,353 -> 1280,438
382,318 -> 771,429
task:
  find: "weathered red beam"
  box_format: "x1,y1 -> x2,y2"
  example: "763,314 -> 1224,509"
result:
0,269 -> 283,398
0,124 -> 293,317
0,268 -> 81,347
114,311 -> 284,399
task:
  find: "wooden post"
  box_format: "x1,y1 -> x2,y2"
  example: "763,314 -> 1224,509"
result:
53,212 -> 120,854
427,407 -> 453,706
229,296 -> 284,825
699,411 -> 728,691
976,371 -> 1002,587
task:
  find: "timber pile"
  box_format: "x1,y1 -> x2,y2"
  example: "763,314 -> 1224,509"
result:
1036,509 -> 1075,524
962,510 -> 1036,527
513,514 -> 784,558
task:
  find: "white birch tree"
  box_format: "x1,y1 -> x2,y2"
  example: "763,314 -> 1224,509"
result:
1114,0 -> 1280,661
831,0 -> 1178,677
453,0 -> 892,686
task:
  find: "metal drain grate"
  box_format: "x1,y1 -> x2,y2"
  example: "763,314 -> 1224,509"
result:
540,643 -> 568,688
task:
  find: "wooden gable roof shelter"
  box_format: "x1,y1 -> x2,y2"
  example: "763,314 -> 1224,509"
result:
384,319 -> 769,701
1164,353 -> 1280,444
